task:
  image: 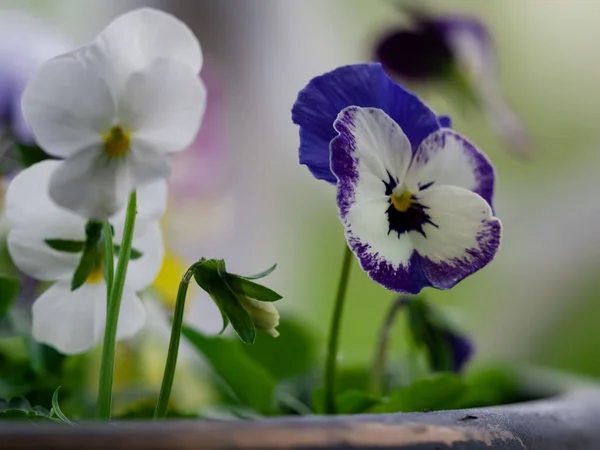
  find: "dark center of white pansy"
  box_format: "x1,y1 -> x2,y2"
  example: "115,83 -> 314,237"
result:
383,172 -> 438,238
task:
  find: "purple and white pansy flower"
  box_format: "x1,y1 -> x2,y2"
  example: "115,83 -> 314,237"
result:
292,63 -> 501,293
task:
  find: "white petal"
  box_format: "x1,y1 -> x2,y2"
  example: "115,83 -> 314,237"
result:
32,281 -> 145,355
6,161 -> 85,280
112,178 -> 168,239
128,143 -> 172,184
124,222 -> 165,292
405,129 -> 495,206
344,197 -> 415,266
120,59 -> 206,154
411,186 -> 501,289
331,106 -> 412,197
49,149 -> 132,221
94,7 -> 202,90
21,52 -> 114,158
114,284 -> 147,342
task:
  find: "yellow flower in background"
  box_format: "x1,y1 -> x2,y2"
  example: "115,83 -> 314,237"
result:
153,249 -> 194,309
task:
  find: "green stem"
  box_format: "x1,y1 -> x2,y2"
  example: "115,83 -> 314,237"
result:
102,222 -> 114,310
153,266 -> 195,420
324,244 -> 353,415
369,296 -> 409,396
97,192 -> 137,420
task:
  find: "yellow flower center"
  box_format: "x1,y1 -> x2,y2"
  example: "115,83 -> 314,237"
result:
391,190 -> 413,212
103,126 -> 131,158
86,266 -> 104,285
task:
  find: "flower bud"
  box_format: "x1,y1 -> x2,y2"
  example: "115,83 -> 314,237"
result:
238,296 -> 280,338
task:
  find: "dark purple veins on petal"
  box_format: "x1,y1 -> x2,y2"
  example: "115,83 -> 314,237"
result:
382,172 -> 438,239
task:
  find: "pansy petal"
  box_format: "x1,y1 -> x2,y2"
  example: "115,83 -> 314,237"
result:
343,198 -> 428,294
21,52 -> 114,158
49,148 -> 132,221
437,17 -> 530,156
375,28 -> 453,80
331,106 -> 412,219
405,129 -> 494,206
124,223 -> 164,292
6,161 -> 85,280
435,16 -> 494,82
120,58 -> 206,154
411,185 -> 501,290
438,115 -> 453,128
8,230 -> 80,282
32,281 -> 145,355
292,63 -> 440,183
95,7 -> 202,88
108,284 -> 147,343
112,179 -> 168,240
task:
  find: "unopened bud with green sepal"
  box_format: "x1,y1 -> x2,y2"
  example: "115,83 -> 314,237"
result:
192,259 -> 283,344
238,296 -> 280,338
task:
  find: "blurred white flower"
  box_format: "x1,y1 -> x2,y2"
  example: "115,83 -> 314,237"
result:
5,160 -> 166,354
22,8 -> 206,220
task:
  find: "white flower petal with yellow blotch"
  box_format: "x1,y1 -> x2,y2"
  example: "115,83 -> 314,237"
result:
21,8 -> 206,220
6,160 -> 165,354
32,281 -> 145,355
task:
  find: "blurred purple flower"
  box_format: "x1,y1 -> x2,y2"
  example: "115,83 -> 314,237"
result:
441,329 -> 474,373
375,10 -> 530,157
407,296 -> 474,373
0,11 -> 70,143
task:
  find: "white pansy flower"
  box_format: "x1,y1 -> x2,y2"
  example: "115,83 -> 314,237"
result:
6,161 -> 166,354
22,8 -> 206,220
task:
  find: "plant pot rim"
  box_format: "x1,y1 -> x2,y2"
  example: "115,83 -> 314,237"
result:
2,381 -> 600,449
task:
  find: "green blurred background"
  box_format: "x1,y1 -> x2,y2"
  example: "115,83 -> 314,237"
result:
3,0 -> 600,404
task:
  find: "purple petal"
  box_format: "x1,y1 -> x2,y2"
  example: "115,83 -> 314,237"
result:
416,217 -> 501,290
437,115 -> 452,128
292,63 -> 440,183
375,27 -> 452,80
443,330 -> 475,373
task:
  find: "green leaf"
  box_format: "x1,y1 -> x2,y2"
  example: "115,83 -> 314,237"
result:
311,387 -> 325,414
51,387 -> 75,425
243,263 -> 277,280
459,366 -> 522,409
380,373 -> 467,413
407,297 -> 457,373
0,276 -> 20,319
70,221 -> 105,291
15,143 -> 54,168
215,259 -> 227,277
70,248 -> 98,291
182,326 -> 277,414
242,319 -> 318,380
7,396 -> 31,411
226,275 -> 282,302
45,239 -> 85,253
193,261 -> 256,344
0,396 -> 56,423
211,281 -> 256,344
216,306 -> 230,335
336,390 -> 383,414
84,221 -> 103,243
113,245 -> 143,260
